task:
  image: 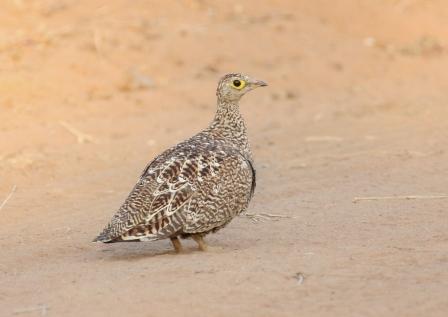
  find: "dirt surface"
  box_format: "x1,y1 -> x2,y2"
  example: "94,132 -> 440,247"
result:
1,1 -> 448,316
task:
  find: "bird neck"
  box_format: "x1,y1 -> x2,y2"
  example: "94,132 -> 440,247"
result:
207,99 -> 252,159
211,100 -> 246,131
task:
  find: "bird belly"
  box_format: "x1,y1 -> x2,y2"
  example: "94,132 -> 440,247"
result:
182,169 -> 253,234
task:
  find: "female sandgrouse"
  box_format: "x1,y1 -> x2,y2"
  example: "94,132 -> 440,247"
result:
94,73 -> 267,252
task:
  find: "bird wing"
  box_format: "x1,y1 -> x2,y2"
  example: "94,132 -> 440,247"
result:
246,158 -> 256,199
94,144 -> 252,242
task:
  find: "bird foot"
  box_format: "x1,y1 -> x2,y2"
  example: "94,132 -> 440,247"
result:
170,237 -> 183,253
191,234 -> 208,251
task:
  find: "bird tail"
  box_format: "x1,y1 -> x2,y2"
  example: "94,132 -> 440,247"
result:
92,230 -> 114,243
92,230 -> 143,243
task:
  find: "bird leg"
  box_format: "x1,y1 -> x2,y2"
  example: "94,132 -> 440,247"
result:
170,237 -> 183,253
191,234 -> 207,251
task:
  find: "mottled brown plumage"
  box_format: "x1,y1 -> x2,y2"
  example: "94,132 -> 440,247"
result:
94,73 -> 267,251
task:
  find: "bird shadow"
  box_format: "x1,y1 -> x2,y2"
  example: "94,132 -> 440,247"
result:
99,247 -> 175,262
92,239 -> 229,262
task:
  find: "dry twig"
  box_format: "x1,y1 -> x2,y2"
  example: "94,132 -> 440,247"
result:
353,195 -> 448,203
0,185 -> 17,211
59,121 -> 98,144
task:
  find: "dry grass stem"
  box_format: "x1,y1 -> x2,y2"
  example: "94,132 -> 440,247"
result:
353,195 -> 448,203
0,185 -> 17,211
92,28 -> 103,53
243,212 -> 295,223
59,121 -> 99,144
13,304 -> 48,316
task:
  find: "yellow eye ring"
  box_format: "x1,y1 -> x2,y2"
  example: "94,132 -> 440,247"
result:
231,79 -> 246,90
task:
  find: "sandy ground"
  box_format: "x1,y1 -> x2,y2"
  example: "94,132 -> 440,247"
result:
1,1 -> 448,316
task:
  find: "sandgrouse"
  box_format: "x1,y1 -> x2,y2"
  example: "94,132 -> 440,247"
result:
94,73 -> 267,252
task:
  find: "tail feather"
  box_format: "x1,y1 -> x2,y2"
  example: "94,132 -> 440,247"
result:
92,230 -> 146,243
92,230 -> 113,243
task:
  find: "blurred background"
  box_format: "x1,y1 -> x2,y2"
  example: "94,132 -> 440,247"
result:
1,1 -> 447,316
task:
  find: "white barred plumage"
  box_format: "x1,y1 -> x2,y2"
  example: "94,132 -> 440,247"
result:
93,73 -> 267,252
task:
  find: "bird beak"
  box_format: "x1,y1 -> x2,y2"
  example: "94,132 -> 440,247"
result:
250,79 -> 268,87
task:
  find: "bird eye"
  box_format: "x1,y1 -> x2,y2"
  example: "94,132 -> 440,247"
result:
231,79 -> 246,90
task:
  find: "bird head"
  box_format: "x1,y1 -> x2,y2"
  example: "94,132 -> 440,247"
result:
216,73 -> 267,103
